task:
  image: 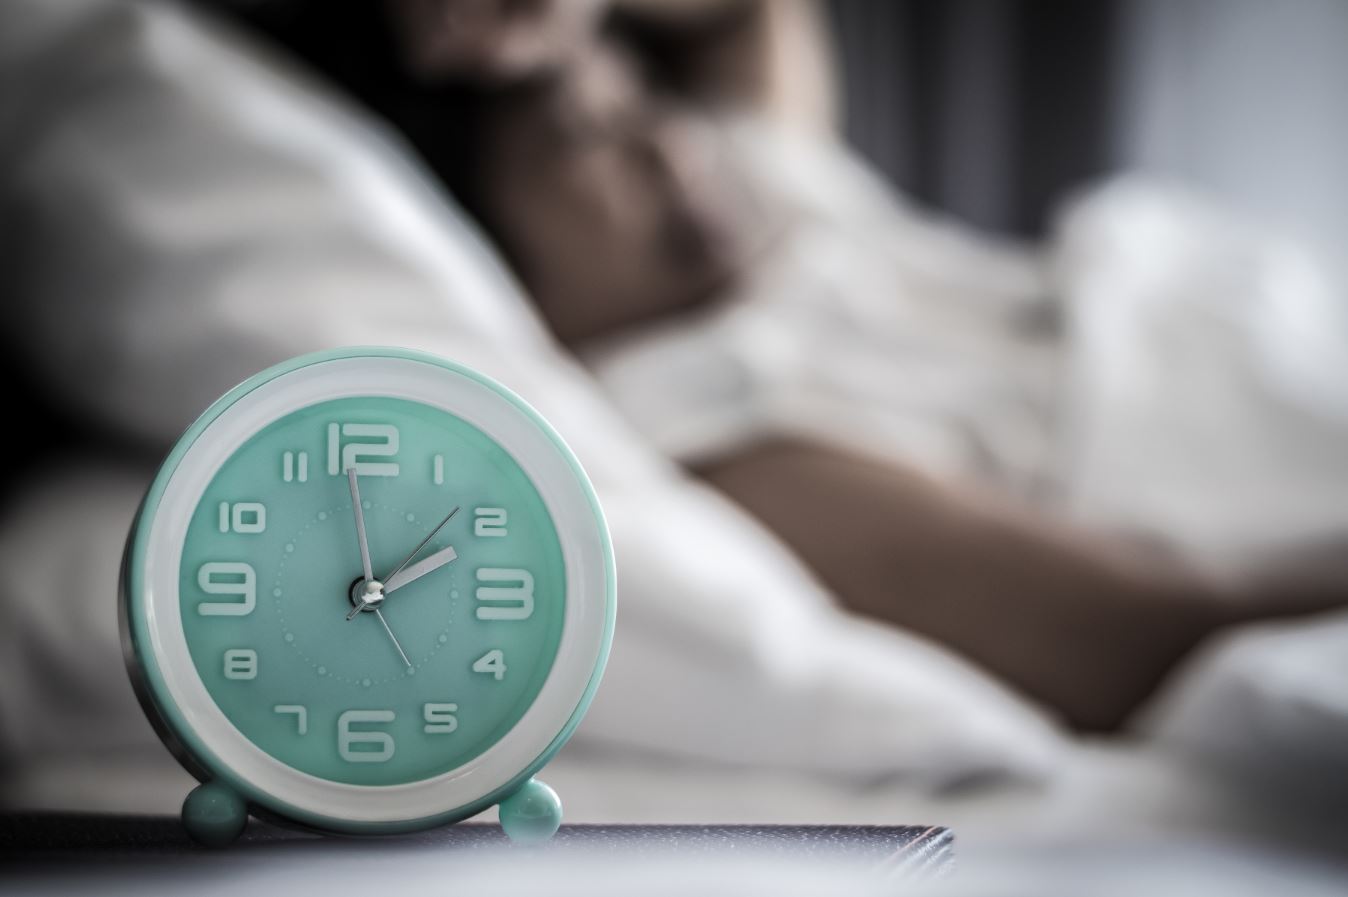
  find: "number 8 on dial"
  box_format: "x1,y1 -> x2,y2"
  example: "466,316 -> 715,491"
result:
121,348 -> 615,846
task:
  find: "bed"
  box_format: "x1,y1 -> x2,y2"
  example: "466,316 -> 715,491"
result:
2,2 -> 1347,889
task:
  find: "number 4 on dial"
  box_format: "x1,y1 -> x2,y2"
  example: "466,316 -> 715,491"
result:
472,649 -> 507,680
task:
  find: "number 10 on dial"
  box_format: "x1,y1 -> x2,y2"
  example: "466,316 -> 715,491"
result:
122,348 -> 615,846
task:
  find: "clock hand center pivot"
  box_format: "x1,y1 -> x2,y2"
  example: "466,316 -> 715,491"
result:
347,576 -> 386,613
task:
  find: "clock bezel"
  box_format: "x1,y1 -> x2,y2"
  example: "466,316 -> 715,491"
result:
121,348 -> 615,833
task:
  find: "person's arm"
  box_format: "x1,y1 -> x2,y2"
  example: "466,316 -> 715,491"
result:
696,438 -> 1346,731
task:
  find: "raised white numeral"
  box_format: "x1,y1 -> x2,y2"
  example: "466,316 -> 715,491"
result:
433,454 -> 445,485
282,451 -> 309,483
472,649 -> 507,680
423,703 -> 459,734
223,648 -> 257,680
328,423 -> 399,477
338,710 -> 395,763
475,568 -> 534,621
218,501 -> 266,533
198,562 -> 256,616
474,508 -> 508,538
274,704 -> 307,735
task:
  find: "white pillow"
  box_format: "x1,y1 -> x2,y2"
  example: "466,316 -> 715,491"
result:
1138,610 -> 1348,808
1051,179 -> 1348,571
0,0 -> 1063,804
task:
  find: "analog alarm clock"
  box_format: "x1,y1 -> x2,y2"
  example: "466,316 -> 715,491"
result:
121,348 -> 615,846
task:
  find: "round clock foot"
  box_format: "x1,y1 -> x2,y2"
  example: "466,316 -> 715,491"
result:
182,781 -> 248,847
498,778 -> 562,844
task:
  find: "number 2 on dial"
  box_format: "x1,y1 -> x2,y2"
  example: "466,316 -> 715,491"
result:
474,508 -> 507,537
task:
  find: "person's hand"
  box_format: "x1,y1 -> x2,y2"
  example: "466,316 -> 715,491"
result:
385,0 -> 608,83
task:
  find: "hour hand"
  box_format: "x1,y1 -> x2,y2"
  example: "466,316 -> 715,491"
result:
383,545 -> 458,594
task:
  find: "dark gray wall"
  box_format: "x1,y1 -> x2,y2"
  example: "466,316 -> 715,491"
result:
826,0 -> 1120,237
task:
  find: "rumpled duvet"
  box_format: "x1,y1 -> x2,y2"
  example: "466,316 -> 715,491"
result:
1,0 -> 1345,823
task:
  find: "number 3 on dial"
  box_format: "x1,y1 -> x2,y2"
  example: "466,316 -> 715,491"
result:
475,569 -> 533,620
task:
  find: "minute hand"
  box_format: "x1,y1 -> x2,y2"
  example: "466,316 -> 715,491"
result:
383,545 -> 459,594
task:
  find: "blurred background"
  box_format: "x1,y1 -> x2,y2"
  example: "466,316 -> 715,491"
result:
834,0 -> 1348,265
2,0 -> 1348,891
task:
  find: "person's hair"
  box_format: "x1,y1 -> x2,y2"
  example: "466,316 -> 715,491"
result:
190,1 -> 511,241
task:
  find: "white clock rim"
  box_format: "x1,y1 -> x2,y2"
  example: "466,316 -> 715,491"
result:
139,355 -> 609,823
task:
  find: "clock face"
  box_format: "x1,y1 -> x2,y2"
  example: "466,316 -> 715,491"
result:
125,351 -> 613,829
179,396 -> 565,786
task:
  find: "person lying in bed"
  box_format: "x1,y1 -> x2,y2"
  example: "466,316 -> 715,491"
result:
221,0 -> 1346,733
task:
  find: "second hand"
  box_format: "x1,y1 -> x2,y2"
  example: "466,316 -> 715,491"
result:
374,608 -> 411,668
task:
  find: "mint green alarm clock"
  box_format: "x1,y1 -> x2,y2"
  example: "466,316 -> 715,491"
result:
121,348 -> 615,846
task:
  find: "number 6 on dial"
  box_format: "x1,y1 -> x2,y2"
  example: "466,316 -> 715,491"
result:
338,710 -> 395,763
